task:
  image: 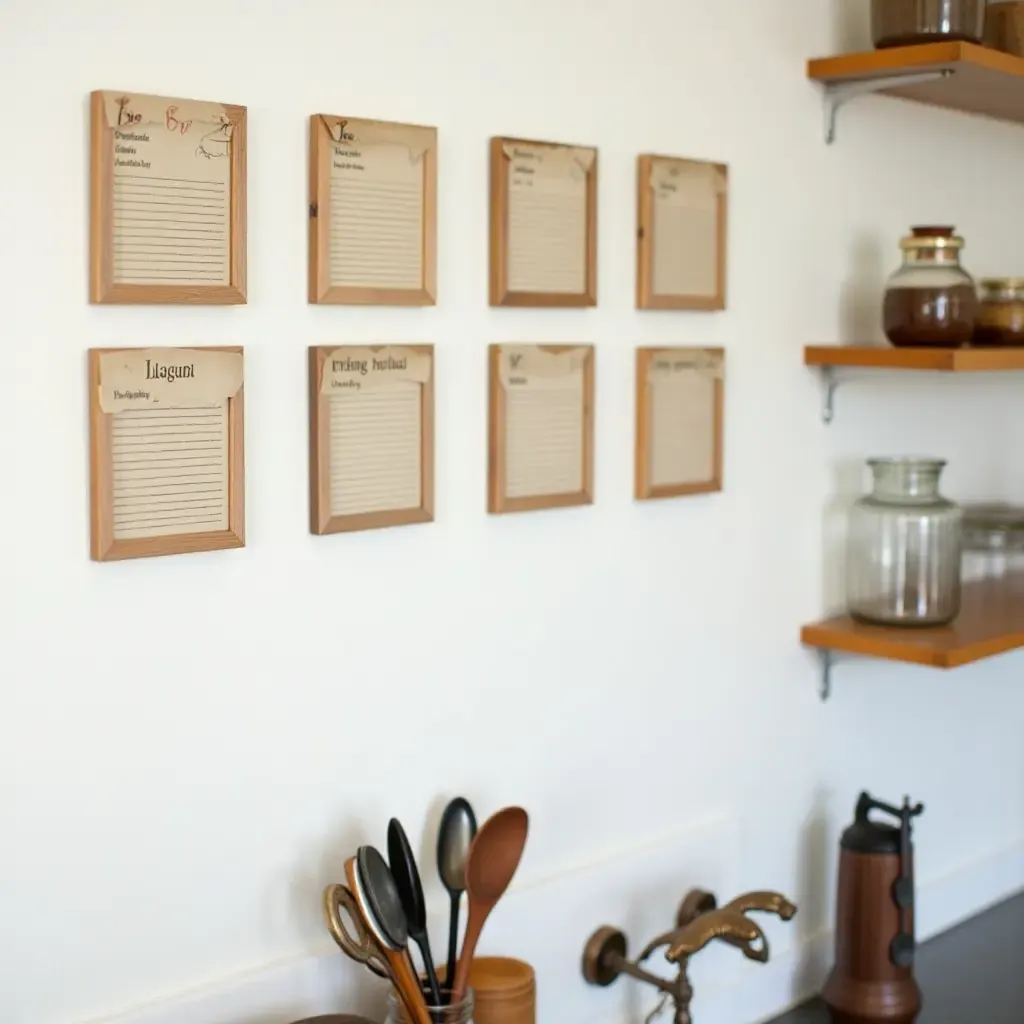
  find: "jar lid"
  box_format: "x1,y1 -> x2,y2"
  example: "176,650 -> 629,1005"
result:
900,225 -> 964,250
962,503 -> 1024,532
979,277 -> 1024,293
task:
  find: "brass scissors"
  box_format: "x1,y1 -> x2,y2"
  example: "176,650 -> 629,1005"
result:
323,883 -> 390,980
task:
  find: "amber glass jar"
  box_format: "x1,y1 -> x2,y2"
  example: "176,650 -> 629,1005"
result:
974,278 -> 1024,346
872,0 -> 985,49
882,226 -> 977,348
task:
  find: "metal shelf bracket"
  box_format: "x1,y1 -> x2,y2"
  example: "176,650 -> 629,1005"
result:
820,366 -> 839,424
823,69 -> 954,144
820,649 -> 836,701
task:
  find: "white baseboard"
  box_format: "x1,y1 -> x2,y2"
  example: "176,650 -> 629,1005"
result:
84,831 -> 1024,1024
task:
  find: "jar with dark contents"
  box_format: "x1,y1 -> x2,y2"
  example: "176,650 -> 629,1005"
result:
871,0 -> 985,49
974,278 -> 1024,346
882,226 -> 977,348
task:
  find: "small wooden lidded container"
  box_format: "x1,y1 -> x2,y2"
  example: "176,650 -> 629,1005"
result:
463,957 -> 535,1024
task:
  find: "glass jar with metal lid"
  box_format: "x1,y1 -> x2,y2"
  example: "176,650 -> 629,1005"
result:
882,226 -> 977,348
973,278 -> 1024,346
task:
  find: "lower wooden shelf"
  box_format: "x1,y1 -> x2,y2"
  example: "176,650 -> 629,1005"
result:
802,574 -> 1024,698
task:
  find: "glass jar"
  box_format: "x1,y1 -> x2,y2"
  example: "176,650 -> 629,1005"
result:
871,0 -> 985,49
882,226 -> 977,348
846,458 -> 963,627
973,278 -> 1024,346
961,503 -> 1024,580
386,987 -> 474,1024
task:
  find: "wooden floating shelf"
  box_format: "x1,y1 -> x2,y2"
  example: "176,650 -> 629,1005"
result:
802,574 -> 1024,671
807,42 -> 1024,128
805,346 -> 1024,371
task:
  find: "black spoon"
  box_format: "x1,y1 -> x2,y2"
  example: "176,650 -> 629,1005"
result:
388,817 -> 443,1007
355,846 -> 431,1024
436,797 -> 477,997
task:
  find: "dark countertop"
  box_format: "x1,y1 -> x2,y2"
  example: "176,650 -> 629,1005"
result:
768,893 -> 1023,1023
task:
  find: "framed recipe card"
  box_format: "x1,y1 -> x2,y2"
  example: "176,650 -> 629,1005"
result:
635,347 -> 724,500
489,137 -> 598,307
487,344 -> 594,514
89,347 -> 245,561
309,345 -> 434,534
90,90 -> 247,304
309,115 -> 437,305
637,155 -> 728,311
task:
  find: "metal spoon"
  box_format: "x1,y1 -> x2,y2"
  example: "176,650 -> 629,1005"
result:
450,806 -> 529,1004
388,817 -> 443,1006
436,797 -> 477,996
352,847 -> 432,1024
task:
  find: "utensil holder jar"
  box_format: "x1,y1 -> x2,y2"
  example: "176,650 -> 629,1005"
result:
387,988 -> 475,1024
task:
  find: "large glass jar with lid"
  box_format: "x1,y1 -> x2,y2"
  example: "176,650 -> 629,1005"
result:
846,458 -> 963,627
882,226 -> 977,347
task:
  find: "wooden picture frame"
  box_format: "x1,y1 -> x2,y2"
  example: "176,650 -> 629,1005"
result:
90,90 -> 247,304
489,137 -> 598,307
635,347 -> 724,500
308,345 -> 435,535
89,346 -> 246,561
487,344 -> 594,514
309,115 -> 437,305
636,154 -> 728,311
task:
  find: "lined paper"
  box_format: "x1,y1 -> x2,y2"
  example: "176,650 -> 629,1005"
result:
111,403 -> 229,539
504,143 -> 594,294
329,386 -> 422,516
105,92 -> 233,287
500,346 -> 587,499
650,376 -> 714,487
651,160 -> 722,298
327,119 -> 428,291
646,350 -> 721,488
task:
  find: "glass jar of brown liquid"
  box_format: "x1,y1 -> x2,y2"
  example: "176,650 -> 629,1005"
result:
882,226 -> 977,348
974,278 -> 1024,346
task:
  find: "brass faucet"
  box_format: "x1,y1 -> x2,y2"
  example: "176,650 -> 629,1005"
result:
582,888 -> 798,1024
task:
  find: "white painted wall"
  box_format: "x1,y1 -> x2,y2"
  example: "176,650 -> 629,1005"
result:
3,1 -> 1023,1023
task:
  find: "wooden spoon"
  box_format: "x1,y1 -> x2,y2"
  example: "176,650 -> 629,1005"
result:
450,806 -> 529,1004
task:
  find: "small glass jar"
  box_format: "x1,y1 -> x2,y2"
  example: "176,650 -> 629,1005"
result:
846,458 -> 963,627
973,278 -> 1024,346
386,987 -> 474,1024
882,226 -> 977,348
961,504 -> 1024,580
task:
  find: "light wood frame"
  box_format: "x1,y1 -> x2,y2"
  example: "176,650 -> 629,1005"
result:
635,346 -> 724,500
308,345 -> 435,534
489,136 -> 598,307
89,90 -> 247,305
636,154 -> 728,311
308,115 -> 438,305
89,346 -> 246,561
487,343 -> 595,515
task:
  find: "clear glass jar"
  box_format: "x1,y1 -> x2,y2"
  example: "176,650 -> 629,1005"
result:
386,987 -> 474,1024
973,278 -> 1024,346
846,458 -> 963,627
882,226 -> 977,348
961,504 -> 1024,580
